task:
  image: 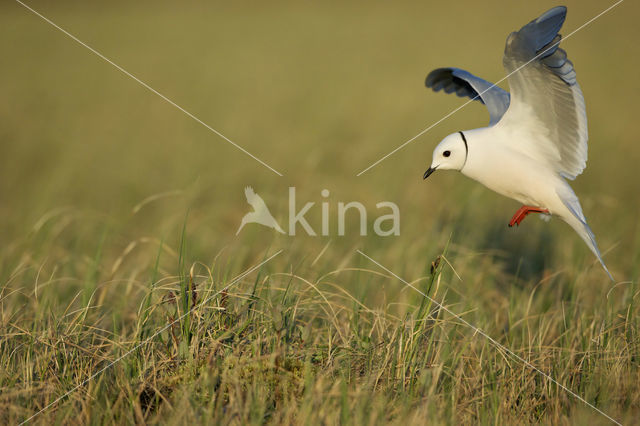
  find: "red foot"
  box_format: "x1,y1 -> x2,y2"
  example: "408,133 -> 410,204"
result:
508,205 -> 550,227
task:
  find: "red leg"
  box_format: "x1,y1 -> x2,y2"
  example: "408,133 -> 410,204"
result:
508,205 -> 550,227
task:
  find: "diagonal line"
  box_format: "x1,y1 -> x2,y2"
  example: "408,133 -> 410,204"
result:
356,250 -> 622,425
20,249 -> 284,425
15,0 -> 283,177
356,0 -> 625,176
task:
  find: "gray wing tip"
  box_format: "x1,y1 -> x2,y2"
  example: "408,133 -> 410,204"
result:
515,6 -> 568,53
425,68 -> 483,102
510,7 -> 578,86
536,6 -> 567,24
425,67 -> 453,88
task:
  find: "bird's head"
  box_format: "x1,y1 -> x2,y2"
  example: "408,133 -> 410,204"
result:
424,131 -> 468,179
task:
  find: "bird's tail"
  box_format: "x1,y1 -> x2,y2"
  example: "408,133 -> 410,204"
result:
565,215 -> 613,281
235,217 -> 246,235
558,188 -> 613,281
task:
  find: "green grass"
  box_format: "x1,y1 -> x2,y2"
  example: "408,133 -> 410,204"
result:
3,228 -> 639,424
1,0 -> 640,424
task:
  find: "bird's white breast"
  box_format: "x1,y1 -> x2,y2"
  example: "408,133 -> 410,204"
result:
460,127 -> 561,211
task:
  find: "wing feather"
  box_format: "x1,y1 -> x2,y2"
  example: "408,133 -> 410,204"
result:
500,6 -> 587,180
244,186 -> 269,212
426,67 -> 510,126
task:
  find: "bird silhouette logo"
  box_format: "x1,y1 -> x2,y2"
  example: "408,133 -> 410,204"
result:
236,187 -> 285,235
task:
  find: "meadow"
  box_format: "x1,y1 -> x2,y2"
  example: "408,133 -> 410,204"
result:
1,0 -> 639,424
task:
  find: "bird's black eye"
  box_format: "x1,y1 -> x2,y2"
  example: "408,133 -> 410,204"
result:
443,150 -> 451,157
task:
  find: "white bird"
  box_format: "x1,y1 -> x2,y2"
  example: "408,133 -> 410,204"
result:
236,187 -> 285,235
423,6 -> 613,280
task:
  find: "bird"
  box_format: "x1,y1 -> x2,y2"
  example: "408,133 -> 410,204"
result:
236,186 -> 285,235
423,6 -> 613,280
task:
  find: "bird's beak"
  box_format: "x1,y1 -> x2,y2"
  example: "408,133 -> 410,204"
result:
423,166 -> 437,180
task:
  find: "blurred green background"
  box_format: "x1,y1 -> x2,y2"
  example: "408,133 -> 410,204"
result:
2,0 -> 640,423
1,0 -> 639,300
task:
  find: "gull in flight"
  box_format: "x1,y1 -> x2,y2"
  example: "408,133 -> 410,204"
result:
236,187 -> 285,235
423,6 -> 613,279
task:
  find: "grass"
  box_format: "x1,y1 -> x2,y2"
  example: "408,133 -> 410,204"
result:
2,0 -> 640,424
3,216 -> 639,424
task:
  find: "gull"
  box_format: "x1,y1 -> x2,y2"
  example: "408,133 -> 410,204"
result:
236,187 -> 285,235
423,6 -> 613,280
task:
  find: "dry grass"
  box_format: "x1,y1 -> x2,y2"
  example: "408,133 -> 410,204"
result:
1,0 -> 639,424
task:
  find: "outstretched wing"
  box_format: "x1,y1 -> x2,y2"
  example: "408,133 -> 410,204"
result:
244,186 -> 268,212
426,67 -> 510,126
500,6 -> 587,180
